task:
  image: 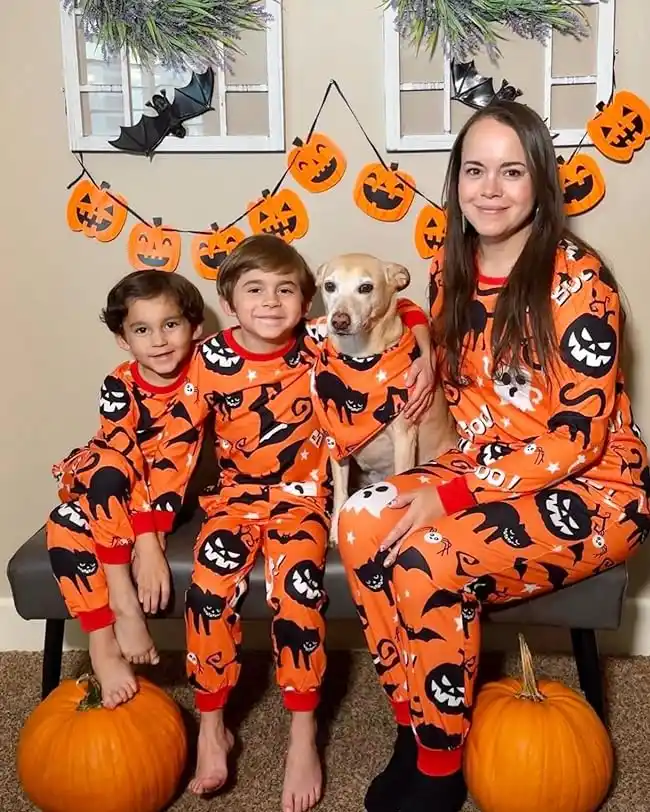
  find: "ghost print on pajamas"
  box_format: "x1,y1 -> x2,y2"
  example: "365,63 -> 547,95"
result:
338,241 -> 650,755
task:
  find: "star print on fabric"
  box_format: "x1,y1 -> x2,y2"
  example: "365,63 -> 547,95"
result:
347,531 -> 355,544
547,462 -> 561,473
247,369 -> 257,382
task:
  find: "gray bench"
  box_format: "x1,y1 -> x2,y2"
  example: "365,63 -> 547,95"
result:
7,508 -> 626,721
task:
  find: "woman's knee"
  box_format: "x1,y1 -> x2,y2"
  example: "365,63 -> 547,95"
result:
337,480 -> 404,564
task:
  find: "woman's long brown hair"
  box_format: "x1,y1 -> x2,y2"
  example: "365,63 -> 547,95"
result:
437,101 -> 620,384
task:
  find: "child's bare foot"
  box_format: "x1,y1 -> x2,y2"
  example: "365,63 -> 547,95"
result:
189,710 -> 234,795
88,626 -> 138,709
105,563 -> 159,665
113,608 -> 159,665
282,712 -> 322,812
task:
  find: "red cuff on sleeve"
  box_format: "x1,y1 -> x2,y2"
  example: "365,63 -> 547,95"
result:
95,543 -> 133,565
437,476 -> 475,515
153,510 -> 176,533
400,308 -> 429,329
131,511 -> 157,535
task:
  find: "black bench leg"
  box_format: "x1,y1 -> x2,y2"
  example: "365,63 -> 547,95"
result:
570,628 -> 605,722
41,619 -> 65,699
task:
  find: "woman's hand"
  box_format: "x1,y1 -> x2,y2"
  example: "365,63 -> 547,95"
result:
380,486 -> 445,566
403,355 -> 434,424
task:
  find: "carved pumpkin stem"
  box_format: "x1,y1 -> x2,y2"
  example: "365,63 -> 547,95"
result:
516,633 -> 545,702
76,673 -> 104,711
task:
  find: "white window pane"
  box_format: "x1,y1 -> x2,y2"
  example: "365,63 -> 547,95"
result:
76,19 -> 121,85
226,27 -> 268,85
551,3 -> 598,78
551,83 -> 597,130
80,92 -> 123,136
225,91 -> 269,135
401,90 -> 444,135
399,35 -> 444,84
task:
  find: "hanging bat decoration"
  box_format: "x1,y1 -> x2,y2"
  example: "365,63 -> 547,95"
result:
109,68 -> 215,158
451,60 -> 522,110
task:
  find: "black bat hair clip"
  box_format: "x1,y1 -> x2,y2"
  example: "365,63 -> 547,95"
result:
109,67 -> 215,158
451,60 -> 522,110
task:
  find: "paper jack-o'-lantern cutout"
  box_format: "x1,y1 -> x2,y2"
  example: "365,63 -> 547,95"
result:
247,188 -> 309,244
557,153 -> 606,217
354,162 -> 416,222
287,132 -> 347,193
66,179 -> 128,242
127,217 -> 181,272
190,223 -> 246,281
414,203 -> 447,258
587,90 -> 650,163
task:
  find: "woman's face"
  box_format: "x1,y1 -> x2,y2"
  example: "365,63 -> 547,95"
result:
458,117 -> 535,241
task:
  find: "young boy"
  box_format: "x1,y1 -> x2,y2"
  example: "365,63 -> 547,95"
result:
148,235 -> 432,812
46,269 -> 205,709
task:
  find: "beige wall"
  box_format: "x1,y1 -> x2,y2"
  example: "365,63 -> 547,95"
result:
2,0 -> 650,602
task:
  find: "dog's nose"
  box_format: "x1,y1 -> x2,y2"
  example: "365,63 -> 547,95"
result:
331,311 -> 351,332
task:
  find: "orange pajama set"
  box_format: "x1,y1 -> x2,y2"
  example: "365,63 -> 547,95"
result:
338,242 -> 650,776
151,302 -> 428,713
46,360 -> 202,632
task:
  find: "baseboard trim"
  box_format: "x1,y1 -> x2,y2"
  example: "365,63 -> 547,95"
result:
1,595 -> 649,655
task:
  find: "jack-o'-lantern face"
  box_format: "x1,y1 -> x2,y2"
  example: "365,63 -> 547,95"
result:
414,203 -> 447,258
288,132 -> 347,193
127,218 -> 181,272
559,312 -> 617,378
247,188 -> 309,244
66,179 -> 128,242
587,90 -> 650,163
557,153 -> 606,217
190,223 -> 245,281
354,162 -> 416,222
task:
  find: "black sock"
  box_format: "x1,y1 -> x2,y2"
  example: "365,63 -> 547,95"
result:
364,725 -> 417,812
399,769 -> 467,812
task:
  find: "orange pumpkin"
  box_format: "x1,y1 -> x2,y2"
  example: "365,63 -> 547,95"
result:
287,132 -> 347,193
557,153 -> 606,217
414,203 -> 447,258
247,188 -> 309,244
66,179 -> 128,242
17,675 -> 187,812
354,161 -> 416,222
127,217 -> 181,272
587,89 -> 650,163
191,222 -> 246,281
464,635 -> 614,812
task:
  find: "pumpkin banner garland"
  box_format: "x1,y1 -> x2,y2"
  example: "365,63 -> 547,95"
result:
127,217 -> 182,272
557,153 -> 606,217
66,179 -> 128,242
64,77 -> 650,279
191,222 -> 246,280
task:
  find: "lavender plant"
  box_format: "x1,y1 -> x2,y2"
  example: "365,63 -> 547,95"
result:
61,0 -> 270,71
385,0 -> 591,60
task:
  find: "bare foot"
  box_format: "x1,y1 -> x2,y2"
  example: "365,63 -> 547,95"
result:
189,711 -> 235,795
105,562 -> 160,665
88,626 -> 138,709
282,712 -> 322,812
113,607 -> 159,665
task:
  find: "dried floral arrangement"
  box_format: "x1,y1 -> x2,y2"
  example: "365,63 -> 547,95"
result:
384,0 -> 591,59
61,0 -> 270,71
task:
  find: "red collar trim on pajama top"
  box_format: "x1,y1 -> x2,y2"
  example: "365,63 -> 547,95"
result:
311,329 -> 420,462
129,357 -> 193,394
223,327 -> 298,361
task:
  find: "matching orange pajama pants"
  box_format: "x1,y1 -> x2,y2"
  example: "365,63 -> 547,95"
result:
187,485 -> 329,713
338,449 -> 645,775
45,447 -> 142,632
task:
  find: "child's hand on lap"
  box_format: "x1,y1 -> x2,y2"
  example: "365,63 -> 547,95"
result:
133,532 -> 171,614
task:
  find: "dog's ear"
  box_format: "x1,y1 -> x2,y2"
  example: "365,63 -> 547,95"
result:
384,262 -> 410,292
315,262 -> 329,285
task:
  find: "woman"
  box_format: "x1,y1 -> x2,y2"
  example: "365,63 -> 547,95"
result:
338,100 -> 649,812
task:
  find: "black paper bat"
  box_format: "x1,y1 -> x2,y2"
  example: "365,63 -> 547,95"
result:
451,60 -> 522,110
109,68 -> 215,157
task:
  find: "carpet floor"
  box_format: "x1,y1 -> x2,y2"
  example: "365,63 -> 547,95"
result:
2,648 -> 649,811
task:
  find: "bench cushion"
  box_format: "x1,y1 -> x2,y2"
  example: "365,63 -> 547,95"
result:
7,516 -> 627,630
